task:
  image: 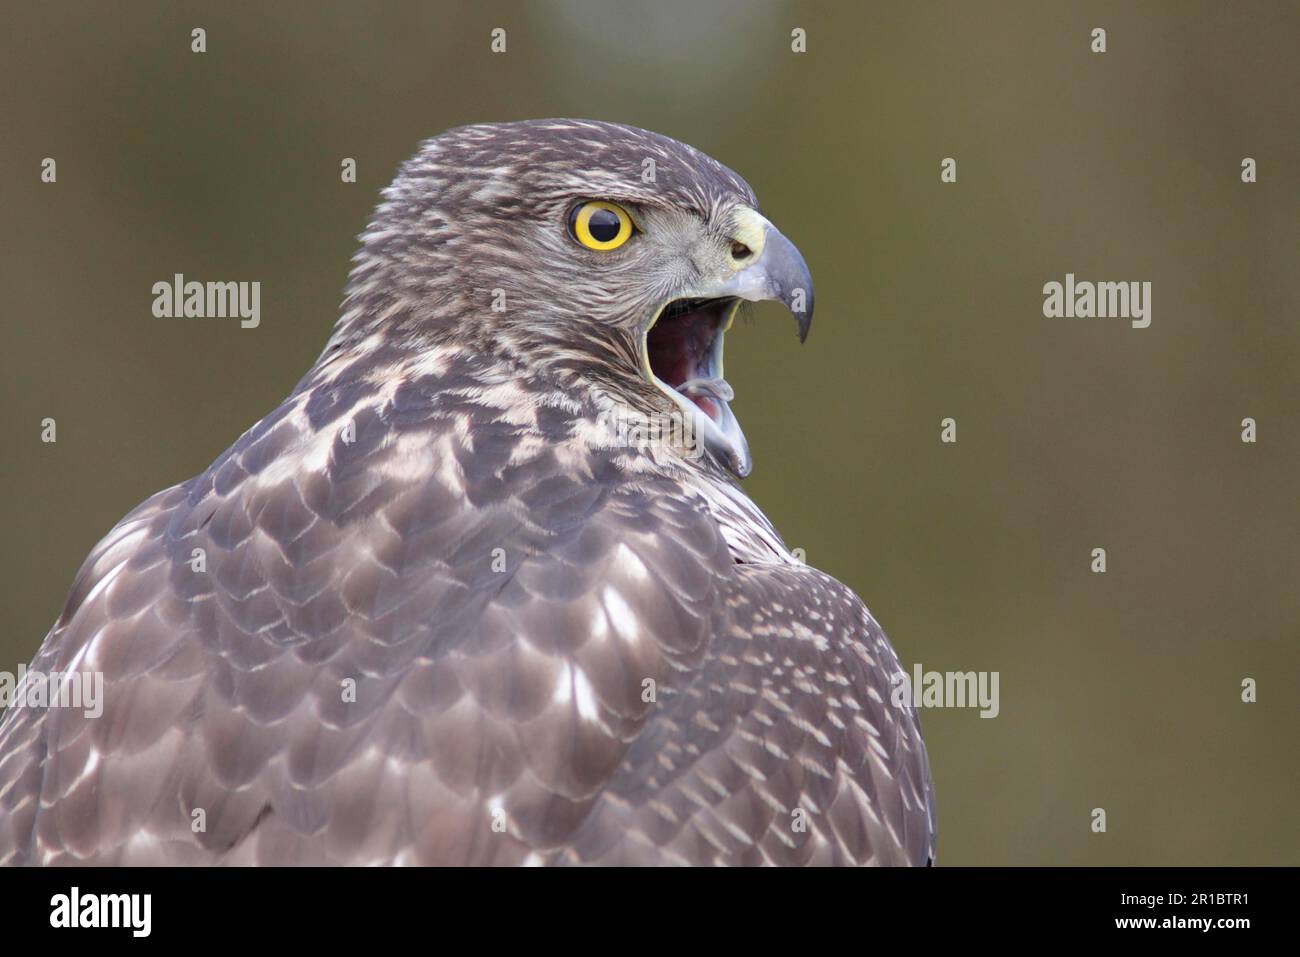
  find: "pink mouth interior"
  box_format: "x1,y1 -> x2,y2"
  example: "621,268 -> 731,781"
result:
646,299 -> 732,421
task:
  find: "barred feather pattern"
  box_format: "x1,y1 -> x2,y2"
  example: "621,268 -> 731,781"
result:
0,120 -> 934,865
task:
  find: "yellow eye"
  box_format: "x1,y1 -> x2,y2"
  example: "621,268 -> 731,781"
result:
568,201 -> 634,251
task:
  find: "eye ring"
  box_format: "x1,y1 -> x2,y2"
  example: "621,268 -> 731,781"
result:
568,201 -> 634,251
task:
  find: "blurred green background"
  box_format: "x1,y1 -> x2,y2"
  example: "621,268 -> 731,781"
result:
2,1 -> 1296,865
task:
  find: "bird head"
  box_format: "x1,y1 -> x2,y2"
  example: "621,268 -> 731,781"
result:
330,119 -> 814,479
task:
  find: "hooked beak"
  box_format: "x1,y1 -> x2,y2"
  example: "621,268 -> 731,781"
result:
640,213 -> 814,479
712,222 -> 815,342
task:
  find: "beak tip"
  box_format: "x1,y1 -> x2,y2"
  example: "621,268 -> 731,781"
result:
793,296 -> 813,342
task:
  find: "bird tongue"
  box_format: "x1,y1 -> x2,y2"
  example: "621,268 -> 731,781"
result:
677,375 -> 734,422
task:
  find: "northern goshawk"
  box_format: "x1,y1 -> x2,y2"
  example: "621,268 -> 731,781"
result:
0,120 -> 935,865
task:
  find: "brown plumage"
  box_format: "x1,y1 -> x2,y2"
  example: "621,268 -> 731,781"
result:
0,120 -> 934,865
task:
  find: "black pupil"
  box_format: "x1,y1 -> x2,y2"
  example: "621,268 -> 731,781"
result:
587,208 -> 621,242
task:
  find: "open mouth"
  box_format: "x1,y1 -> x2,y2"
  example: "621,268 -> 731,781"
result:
633,213 -> 814,479
641,296 -> 752,477
645,297 -> 735,421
